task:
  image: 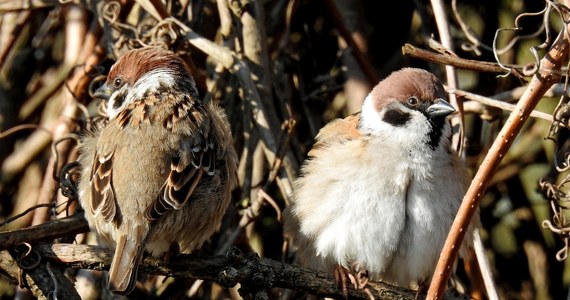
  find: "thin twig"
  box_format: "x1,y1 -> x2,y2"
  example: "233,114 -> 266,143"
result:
473,230 -> 499,300
0,204 -> 54,228
402,44 -> 516,74
0,124 -> 52,139
430,0 -> 464,154
449,87 -> 554,122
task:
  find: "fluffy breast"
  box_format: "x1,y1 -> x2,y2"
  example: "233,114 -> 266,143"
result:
380,157 -> 469,286
291,136 -> 411,273
289,130 -> 473,287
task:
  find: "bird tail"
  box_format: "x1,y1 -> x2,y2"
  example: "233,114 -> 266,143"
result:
107,227 -> 147,294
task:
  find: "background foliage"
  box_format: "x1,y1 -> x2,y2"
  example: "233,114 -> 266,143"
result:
0,0 -> 569,299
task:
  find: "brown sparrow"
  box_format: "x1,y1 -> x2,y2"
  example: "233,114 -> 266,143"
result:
78,47 -> 238,294
284,68 -> 478,293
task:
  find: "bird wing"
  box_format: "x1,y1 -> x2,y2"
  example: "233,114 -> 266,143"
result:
308,113 -> 362,158
89,150 -> 117,222
145,105 -> 217,222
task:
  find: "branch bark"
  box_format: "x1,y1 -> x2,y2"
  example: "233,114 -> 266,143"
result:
0,214 -> 439,299
0,243 -> 421,300
0,214 -> 89,250
402,43 -> 515,74
0,247 -> 81,300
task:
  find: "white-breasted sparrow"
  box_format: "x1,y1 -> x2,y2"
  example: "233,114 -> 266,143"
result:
78,47 -> 238,294
284,68 -> 478,294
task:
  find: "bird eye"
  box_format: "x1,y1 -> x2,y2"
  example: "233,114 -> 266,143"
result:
113,78 -> 124,88
407,96 -> 418,106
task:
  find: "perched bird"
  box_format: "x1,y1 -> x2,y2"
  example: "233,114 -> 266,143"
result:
284,68 -> 478,294
78,47 -> 238,294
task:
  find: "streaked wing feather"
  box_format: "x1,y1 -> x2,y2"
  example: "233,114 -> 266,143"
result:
170,160 -> 199,190
146,142 -> 212,221
90,151 -> 117,222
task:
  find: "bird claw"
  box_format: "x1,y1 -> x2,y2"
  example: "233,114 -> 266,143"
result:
334,263 -> 373,299
162,243 -> 181,264
334,265 -> 351,299
415,282 -> 427,300
351,262 -> 369,289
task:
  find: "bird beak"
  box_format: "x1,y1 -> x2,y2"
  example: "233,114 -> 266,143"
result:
93,83 -> 112,100
426,99 -> 455,118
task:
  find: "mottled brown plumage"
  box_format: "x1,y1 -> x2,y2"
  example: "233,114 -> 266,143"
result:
78,47 -> 238,294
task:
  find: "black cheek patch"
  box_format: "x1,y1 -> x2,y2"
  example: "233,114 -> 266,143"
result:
112,90 -> 127,110
383,109 -> 411,127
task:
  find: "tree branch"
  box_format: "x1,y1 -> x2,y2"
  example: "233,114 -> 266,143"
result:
0,247 -> 81,300
402,43 -> 516,74
0,214 -> 89,251
2,243 -> 420,300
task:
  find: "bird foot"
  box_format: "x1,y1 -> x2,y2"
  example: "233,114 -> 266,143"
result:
334,265 -> 353,299
334,263 -> 374,299
351,262 -> 370,289
162,243 -> 181,264
415,282 -> 427,300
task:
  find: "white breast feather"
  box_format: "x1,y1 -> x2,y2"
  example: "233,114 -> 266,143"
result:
293,101 -> 468,286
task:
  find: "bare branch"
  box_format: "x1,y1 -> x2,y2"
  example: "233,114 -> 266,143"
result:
21,243 -> 421,300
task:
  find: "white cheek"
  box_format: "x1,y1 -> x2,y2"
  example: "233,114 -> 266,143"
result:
360,95 -> 384,133
105,69 -> 181,120
129,70 -> 177,100
106,85 -> 129,119
105,101 -> 116,119
360,95 -> 433,151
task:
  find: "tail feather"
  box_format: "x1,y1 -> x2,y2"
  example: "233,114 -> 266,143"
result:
107,227 -> 147,294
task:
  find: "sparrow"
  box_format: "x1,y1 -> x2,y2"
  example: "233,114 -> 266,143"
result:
284,68 -> 478,294
78,47 -> 238,294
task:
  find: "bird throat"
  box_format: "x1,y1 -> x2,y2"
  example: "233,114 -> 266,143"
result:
381,108 -> 447,151
427,116 -> 446,150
